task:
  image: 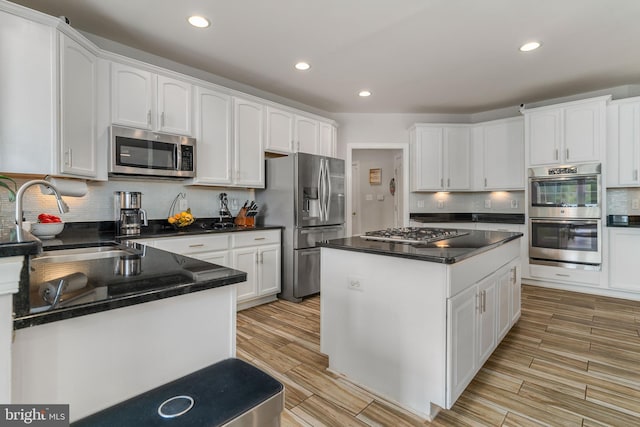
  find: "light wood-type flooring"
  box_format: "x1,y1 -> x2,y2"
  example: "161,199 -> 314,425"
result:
236,285 -> 640,426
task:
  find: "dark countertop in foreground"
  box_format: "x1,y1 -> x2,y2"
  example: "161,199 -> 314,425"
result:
318,229 -> 523,264
410,212 -> 525,224
7,220 -> 283,329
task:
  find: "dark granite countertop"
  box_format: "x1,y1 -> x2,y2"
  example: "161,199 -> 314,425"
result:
410,212 -> 525,224
9,220 -> 283,329
0,225 -> 42,258
607,215 -> 640,227
318,229 -> 523,264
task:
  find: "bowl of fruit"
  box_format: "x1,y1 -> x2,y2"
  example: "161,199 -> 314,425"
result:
168,209 -> 195,228
31,214 -> 64,239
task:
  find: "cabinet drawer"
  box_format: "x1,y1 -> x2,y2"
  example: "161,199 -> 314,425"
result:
153,234 -> 230,254
232,230 -> 280,248
529,264 -> 601,286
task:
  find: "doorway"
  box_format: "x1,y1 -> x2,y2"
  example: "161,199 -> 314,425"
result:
346,143 -> 409,236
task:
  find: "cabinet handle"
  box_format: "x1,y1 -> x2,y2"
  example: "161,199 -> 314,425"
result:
440,178 -> 443,188
566,148 -> 569,160
484,178 -> 487,187
511,267 -> 517,284
147,110 -> 151,126
297,141 -> 300,151
161,112 -> 165,127
447,178 -> 450,187
555,273 -> 570,277
66,148 -> 73,167
254,237 -> 266,241
188,244 -> 205,248
555,149 -> 559,160
635,170 -> 638,181
482,290 -> 486,313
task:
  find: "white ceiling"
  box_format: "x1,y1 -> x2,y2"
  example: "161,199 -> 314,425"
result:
10,0 -> 640,114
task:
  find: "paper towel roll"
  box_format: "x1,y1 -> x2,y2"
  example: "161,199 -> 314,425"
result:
40,176 -> 88,197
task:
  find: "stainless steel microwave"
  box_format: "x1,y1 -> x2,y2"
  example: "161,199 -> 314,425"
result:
109,125 -> 196,178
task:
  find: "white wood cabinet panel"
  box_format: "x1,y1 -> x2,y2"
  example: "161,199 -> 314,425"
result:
111,62 -> 153,130
564,103 -> 601,163
233,247 -> 259,302
295,115 -> 319,154
445,127 -> 471,190
265,107 -> 294,153
258,245 -> 281,296
527,109 -> 561,166
609,228 -> 640,292
447,284 -> 478,405
481,118 -> 524,190
233,97 -> 264,187
411,126 -> 444,190
319,122 -> 337,157
193,86 -> 233,185
156,75 -> 192,136
607,99 -> 640,187
59,33 -> 97,177
477,275 -> 497,363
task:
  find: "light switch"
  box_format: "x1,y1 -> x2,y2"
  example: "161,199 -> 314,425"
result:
417,200 -> 425,208
484,199 -> 492,209
633,199 -> 639,210
377,194 -> 384,201
437,200 -> 444,209
365,194 -> 373,201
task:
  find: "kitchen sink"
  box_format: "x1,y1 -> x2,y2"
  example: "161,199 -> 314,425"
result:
32,245 -> 141,264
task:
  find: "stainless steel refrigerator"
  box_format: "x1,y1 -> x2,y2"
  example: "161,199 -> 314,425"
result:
256,153 -> 345,302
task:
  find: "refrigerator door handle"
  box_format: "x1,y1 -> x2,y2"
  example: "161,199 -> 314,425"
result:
325,159 -> 332,221
319,159 -> 327,222
317,158 -> 324,221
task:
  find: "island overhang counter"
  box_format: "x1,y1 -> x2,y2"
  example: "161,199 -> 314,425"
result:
318,229 -> 523,421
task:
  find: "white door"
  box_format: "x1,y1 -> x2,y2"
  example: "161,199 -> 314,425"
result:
265,107 -> 293,153
156,75 -> 192,135
483,119 -> 524,189
393,154 -> 403,227
528,110 -> 561,166
295,116 -> 319,154
444,127 -> 471,190
233,248 -> 258,301
564,103 -> 601,163
258,245 -> 281,296
319,123 -> 336,157
615,103 -> 640,185
233,97 -> 264,187
111,62 -> 153,130
477,275 -> 497,363
413,127 -> 444,190
351,161 -> 361,235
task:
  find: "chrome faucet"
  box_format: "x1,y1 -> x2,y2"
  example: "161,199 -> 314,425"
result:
15,180 -> 69,230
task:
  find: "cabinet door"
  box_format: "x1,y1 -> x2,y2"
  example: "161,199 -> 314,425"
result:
446,285 -> 478,407
233,97 -> 264,187
319,122 -> 337,157
609,229 -> 640,292
477,275 -> 497,363
59,34 -> 97,177
527,110 -> 561,166
258,245 -> 281,296
483,119 -> 524,190
564,103 -> 601,163
265,107 -> 293,153
193,86 -> 232,185
198,250 -> 231,268
233,247 -> 258,301
295,116 -> 319,154
444,127 -> 471,190
412,127 -> 443,190
496,267 -> 512,341
615,102 -> 640,185
111,62 -> 153,129
157,75 -> 192,135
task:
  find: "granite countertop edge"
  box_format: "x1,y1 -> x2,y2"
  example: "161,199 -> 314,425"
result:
318,232 -> 523,264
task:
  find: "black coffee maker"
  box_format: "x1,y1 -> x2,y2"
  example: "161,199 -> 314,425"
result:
115,191 -> 148,235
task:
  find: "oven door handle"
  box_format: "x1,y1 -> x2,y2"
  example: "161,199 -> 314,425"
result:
530,219 -> 599,226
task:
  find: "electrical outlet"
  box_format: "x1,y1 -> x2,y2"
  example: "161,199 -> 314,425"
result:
511,199 -> 518,209
484,199 -> 492,209
633,199 -> 640,210
365,194 -> 373,201
377,194 -> 385,201
417,200 -> 425,208
179,198 -> 189,211
437,200 -> 444,209
348,276 -> 363,291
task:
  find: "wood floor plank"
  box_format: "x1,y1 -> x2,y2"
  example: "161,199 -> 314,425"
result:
235,284 -> 640,426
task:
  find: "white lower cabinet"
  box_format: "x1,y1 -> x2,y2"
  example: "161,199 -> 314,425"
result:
609,228 -> 640,292
447,259 -> 520,406
132,230 -> 281,309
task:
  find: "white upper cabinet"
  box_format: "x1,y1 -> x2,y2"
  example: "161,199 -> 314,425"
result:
607,98 -> 640,187
410,125 -> 471,191
233,97 -> 264,188
111,62 -> 192,136
475,117 -> 524,190
525,96 -> 608,166
294,115 -> 319,154
319,122 -> 337,158
59,33 -> 98,177
265,107 -> 294,153
192,85 -> 232,185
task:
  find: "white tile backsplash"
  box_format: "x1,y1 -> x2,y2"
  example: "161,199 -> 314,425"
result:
1,177 -> 253,224
607,188 -> 640,215
409,191 -> 525,213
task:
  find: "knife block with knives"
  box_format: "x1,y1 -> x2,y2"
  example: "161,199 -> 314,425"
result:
234,201 -> 258,227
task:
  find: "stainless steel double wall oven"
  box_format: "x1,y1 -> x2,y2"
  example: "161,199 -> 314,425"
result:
528,163 -> 602,270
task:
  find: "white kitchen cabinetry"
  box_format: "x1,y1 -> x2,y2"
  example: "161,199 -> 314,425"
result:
192,86 -> 233,185
609,228 -> 640,292
294,115 -> 319,154
233,97 -> 265,188
607,98 -> 640,187
59,33 -> 98,177
525,96 -> 609,166
410,125 -> 471,191
265,107 -> 294,154
133,230 -> 281,309
111,62 -> 192,136
319,122 -> 337,158
474,117 -> 524,190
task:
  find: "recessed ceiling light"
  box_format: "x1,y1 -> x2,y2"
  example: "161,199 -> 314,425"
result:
188,15 -> 210,28
359,90 -> 372,97
519,41 -> 541,52
295,62 -> 311,71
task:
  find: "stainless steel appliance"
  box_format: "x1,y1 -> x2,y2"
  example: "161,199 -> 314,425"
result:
529,219 -> 601,269
528,163 -> 602,270
360,227 -> 469,244
115,191 -> 148,235
256,153 -> 345,302
528,163 -> 601,218
109,125 -> 196,178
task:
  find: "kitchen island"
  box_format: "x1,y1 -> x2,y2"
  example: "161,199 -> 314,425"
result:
319,228 -> 522,421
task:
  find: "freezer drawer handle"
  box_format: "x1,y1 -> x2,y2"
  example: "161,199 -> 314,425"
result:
254,237 -> 266,240
188,244 -> 205,248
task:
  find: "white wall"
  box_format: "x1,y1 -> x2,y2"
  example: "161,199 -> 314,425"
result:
0,177 -> 252,225
353,149 -> 402,233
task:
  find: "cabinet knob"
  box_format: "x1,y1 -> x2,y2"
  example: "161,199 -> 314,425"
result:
566,148 -> 570,160
555,149 -> 559,161
161,112 -> 165,127
147,110 -> 151,126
